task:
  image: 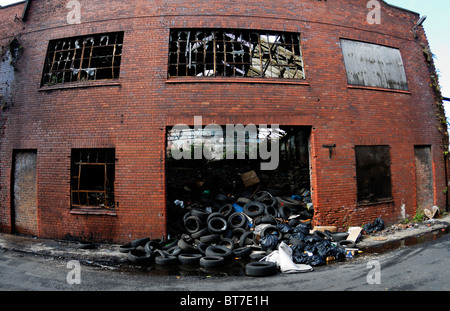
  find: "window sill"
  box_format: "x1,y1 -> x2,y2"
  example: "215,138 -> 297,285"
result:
347,85 -> 411,94
39,80 -> 121,92
70,207 -> 117,216
166,77 -> 310,86
357,198 -> 394,207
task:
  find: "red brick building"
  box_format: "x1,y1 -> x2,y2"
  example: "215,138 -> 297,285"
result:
0,0 -> 447,243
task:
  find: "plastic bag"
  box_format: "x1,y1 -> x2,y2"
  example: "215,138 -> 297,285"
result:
363,217 -> 385,233
260,234 -> 278,251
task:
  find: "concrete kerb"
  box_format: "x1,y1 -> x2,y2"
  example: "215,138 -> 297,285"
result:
0,214 -> 449,267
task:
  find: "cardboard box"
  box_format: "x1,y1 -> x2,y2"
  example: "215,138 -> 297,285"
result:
240,170 -> 260,187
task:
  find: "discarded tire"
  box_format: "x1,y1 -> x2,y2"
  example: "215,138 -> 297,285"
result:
119,243 -> 135,253
207,217 -> 228,234
199,234 -> 221,244
233,246 -> 252,258
337,240 -> 356,249
245,261 -> 277,277
155,255 -> 179,266
218,204 -> 234,218
131,237 -> 150,247
191,228 -> 209,239
199,256 -> 226,268
127,249 -> 152,263
243,201 -> 265,218
228,212 -> 247,229
178,253 -> 202,265
218,238 -> 235,250
205,245 -> 233,261
331,232 -> 349,242
261,225 -> 280,237
184,216 -> 204,234
144,241 -> 155,255
239,231 -> 255,247
177,237 -> 198,253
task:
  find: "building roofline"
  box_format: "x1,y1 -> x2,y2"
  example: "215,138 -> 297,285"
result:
381,0 -> 420,16
0,0 -> 26,9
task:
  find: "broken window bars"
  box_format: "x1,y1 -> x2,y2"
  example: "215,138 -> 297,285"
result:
42,32 -> 124,86
70,149 -> 115,209
168,29 -> 304,79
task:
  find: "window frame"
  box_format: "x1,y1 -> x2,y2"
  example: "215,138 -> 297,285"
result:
70,148 -> 116,210
41,32 -> 124,87
168,29 -> 305,80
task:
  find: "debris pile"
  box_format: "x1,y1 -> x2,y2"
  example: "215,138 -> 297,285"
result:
119,180 -> 364,276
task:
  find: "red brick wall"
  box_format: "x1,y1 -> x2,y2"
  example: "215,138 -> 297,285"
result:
0,0 -> 447,242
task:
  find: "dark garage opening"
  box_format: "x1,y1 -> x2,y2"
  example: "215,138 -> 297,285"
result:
165,126 -> 312,238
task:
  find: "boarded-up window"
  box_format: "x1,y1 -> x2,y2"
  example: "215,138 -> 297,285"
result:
355,146 -> 392,204
341,39 -> 408,90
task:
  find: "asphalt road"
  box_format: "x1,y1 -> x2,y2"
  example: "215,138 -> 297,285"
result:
0,233 -> 448,292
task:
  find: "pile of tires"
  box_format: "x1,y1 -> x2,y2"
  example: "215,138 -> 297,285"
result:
121,191 -> 315,277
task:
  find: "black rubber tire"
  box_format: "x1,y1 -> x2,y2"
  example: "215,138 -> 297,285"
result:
207,217 -> 228,234
279,205 -> 293,220
178,253 -> 203,265
261,225 -> 281,238
199,234 -> 221,244
233,246 -> 252,258
184,215 -> 204,234
144,241 -> 155,255
264,204 -> 279,217
218,204 -> 234,218
313,230 -> 329,241
199,256 -> 226,268
255,215 -> 277,226
191,227 -> 209,239
167,246 -> 183,256
243,201 -> 265,218
228,212 -> 247,229
119,243 -> 135,253
155,255 -> 179,266
218,238 -> 235,250
189,208 -> 210,220
207,212 -> 225,222
131,237 -> 150,247
177,238 -> 198,253
197,242 -> 208,255
337,240 -> 356,249
239,231 -> 255,248
127,249 -> 152,263
253,191 -> 271,202
154,249 -> 170,258
205,245 -> 233,261
245,261 -> 277,277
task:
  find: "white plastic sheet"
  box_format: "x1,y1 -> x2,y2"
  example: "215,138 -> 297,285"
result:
262,241 -> 313,274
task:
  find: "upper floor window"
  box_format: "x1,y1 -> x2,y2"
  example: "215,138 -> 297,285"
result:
168,29 -> 305,79
41,32 -> 124,86
341,39 -> 408,91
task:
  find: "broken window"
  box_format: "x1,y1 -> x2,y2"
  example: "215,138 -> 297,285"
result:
168,29 -> 305,79
340,39 -> 408,90
70,149 -> 115,209
41,32 -> 124,86
355,146 -> 392,204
